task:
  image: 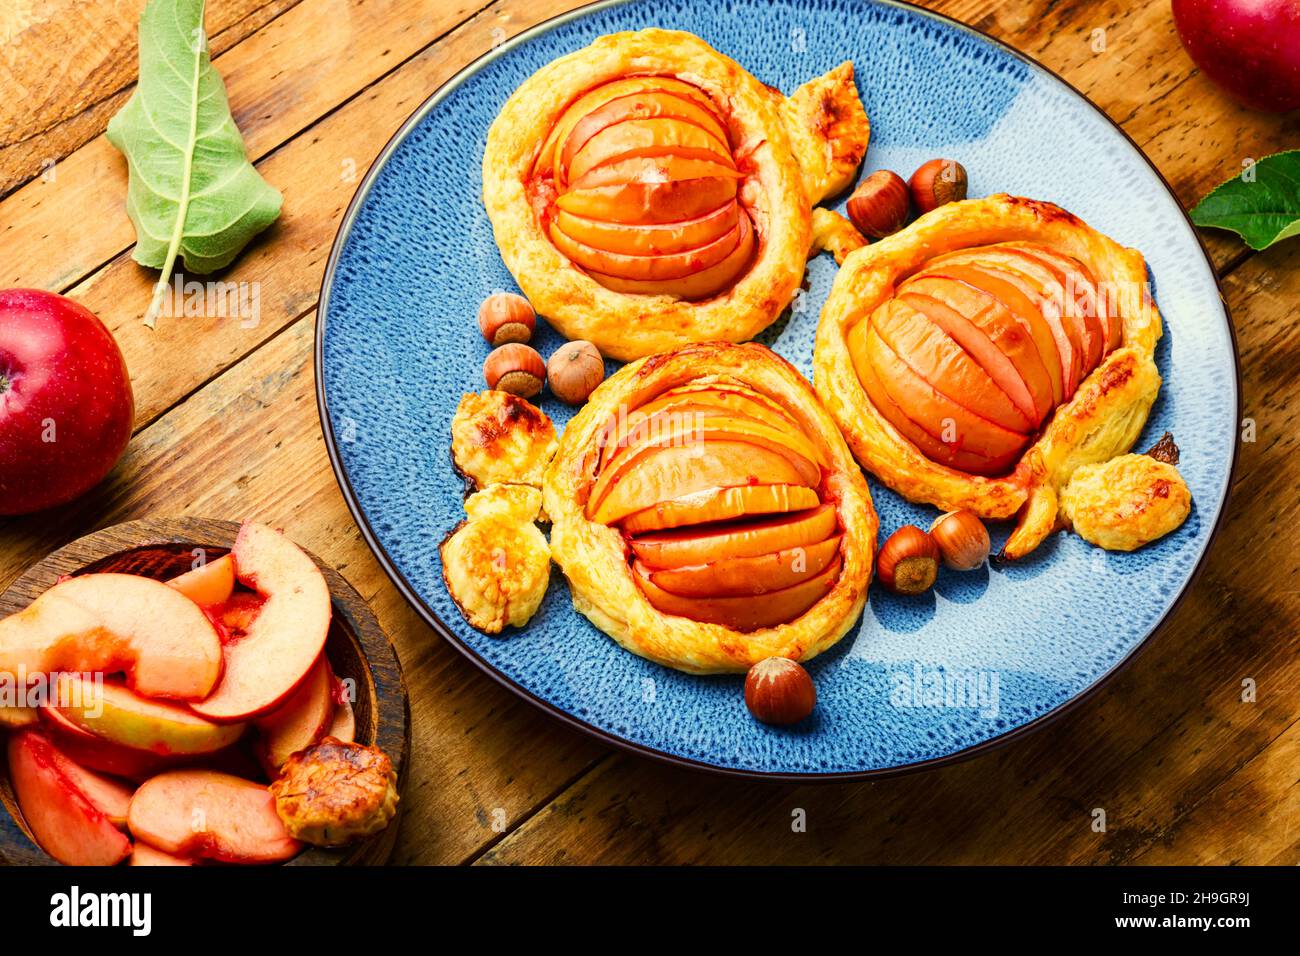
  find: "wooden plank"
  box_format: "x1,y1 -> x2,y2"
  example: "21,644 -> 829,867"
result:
0,0 -> 489,291
0,0 -> 306,197
0,313 -> 606,865
478,242 -> 1300,865
32,0 -> 584,439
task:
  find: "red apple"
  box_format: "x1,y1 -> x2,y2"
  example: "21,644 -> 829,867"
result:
1173,0 -> 1300,112
0,289 -> 134,515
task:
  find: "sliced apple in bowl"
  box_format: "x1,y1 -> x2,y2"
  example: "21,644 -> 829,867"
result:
190,522 -> 331,723
0,573 -> 222,700
46,673 -> 245,756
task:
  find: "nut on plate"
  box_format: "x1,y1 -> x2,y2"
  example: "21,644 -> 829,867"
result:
441,515 -> 551,633
744,657 -> 816,725
847,170 -> 910,238
1059,453 -> 1192,551
270,737 -> 399,847
484,343 -> 546,398
546,340 -> 604,405
478,292 -> 536,345
876,525 -> 940,594
450,390 -> 557,488
909,158 -> 968,213
929,510 -> 990,571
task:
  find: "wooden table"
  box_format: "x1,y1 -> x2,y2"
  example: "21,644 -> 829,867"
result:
2,0 -> 1296,866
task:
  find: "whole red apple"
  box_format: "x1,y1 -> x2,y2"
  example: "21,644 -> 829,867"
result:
1173,0 -> 1300,112
0,289 -> 134,515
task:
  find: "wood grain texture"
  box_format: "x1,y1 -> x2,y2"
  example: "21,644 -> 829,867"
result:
0,0 -> 1292,866
0,517 -> 409,866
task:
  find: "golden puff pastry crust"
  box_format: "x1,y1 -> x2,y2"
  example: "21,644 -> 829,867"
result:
441,515 -> 551,634
814,193 -> 1179,558
543,341 -> 877,674
1059,454 -> 1191,551
450,390 -> 558,488
482,29 -> 869,361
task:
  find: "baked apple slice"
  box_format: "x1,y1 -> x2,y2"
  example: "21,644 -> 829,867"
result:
644,534 -> 842,597
7,728 -> 132,866
633,556 -> 841,631
190,522 -> 331,723
46,673 -> 244,756
630,503 -> 838,568
0,573 -> 222,700
127,769 -> 301,864
621,484 -> 821,535
553,202 -> 738,258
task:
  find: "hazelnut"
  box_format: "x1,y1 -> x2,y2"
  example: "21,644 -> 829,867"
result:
547,340 -> 604,405
909,159 -> 968,214
483,343 -> 545,398
846,169 -> 910,238
744,657 -> 816,726
477,292 -> 536,345
928,510 -> 990,571
876,525 -> 940,595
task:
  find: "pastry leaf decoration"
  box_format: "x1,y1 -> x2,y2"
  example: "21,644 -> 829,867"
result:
1190,150 -> 1300,251
107,0 -> 282,329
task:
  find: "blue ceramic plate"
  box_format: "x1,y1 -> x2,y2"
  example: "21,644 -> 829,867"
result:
317,0 -> 1238,778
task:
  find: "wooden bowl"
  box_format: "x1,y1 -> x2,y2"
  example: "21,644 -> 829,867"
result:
0,518 -> 409,866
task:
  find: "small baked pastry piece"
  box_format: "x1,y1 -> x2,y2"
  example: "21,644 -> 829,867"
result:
464,483 -> 545,523
815,193 -> 1190,558
270,738 -> 399,846
441,515 -> 551,634
1060,454 -> 1192,551
543,341 -> 876,674
482,29 -> 869,361
450,390 -> 557,488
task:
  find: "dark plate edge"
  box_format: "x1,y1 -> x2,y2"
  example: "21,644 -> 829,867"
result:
312,0 -> 1243,783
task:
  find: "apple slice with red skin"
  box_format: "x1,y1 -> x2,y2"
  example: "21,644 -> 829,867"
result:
189,522 -> 331,723
589,212 -> 755,299
645,534 -> 842,598
1002,243 -> 1115,358
0,705 -> 37,729
34,727 -> 133,828
167,554 -> 235,609
130,842 -> 194,866
7,728 -> 132,865
127,769 -> 301,864
553,201 -> 738,258
254,656 -> 335,775
588,439 -> 811,526
39,705 -> 171,780
634,556 -> 841,631
550,216 -> 742,281
850,325 -> 1022,476
47,674 -> 244,756
621,484 -> 821,535
870,299 -> 1034,434
630,503 -> 838,569
0,573 -> 222,701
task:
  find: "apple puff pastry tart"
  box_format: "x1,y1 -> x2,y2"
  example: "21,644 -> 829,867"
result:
543,342 -> 876,674
814,194 -> 1190,558
482,29 -> 869,361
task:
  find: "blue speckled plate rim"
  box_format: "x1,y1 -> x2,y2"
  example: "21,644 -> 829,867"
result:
314,0 -> 1241,783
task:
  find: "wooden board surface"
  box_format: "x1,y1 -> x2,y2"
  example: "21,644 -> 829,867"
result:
1,0 -> 1294,865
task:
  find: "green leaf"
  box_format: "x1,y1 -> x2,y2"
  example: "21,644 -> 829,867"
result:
107,0 -> 281,328
1190,149 -> 1300,252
